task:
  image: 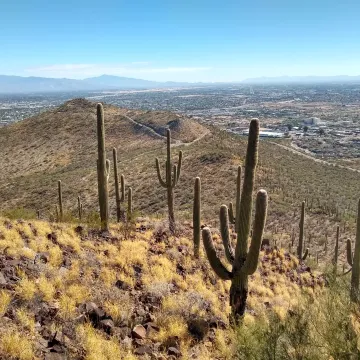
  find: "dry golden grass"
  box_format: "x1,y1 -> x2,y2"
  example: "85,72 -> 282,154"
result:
0,215 -> 332,359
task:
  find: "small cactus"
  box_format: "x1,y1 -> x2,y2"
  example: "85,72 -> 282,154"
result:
58,180 -> 63,222
202,119 -> 268,322
193,177 -> 201,258
297,201 -> 309,261
96,103 -> 110,231
155,129 -> 182,234
113,148 -> 125,222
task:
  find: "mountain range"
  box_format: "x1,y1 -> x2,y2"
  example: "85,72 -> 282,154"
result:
1,74 -> 360,93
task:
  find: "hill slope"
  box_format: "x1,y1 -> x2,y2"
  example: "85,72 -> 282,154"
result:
0,99 -> 359,266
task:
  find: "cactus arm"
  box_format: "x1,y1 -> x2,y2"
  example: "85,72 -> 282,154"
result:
172,165 -> 177,188
176,150 -> 182,182
202,227 -> 232,281
228,202 -> 235,224
347,239 -> 353,267
219,205 -> 235,264
236,119 -> 259,258
120,175 -> 125,202
155,158 -> 167,187
242,190 -> 268,275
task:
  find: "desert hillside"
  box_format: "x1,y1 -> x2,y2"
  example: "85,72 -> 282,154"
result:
0,100 -> 360,359
0,99 -> 359,267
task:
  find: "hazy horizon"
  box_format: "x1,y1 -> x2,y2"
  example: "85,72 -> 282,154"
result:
2,0 -> 360,82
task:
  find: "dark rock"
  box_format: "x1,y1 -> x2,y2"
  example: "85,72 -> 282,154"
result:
99,319 -> 114,334
34,252 -> 49,264
115,279 -> 131,291
160,336 -> 179,350
168,347 -> 181,357
134,345 -> 152,355
188,318 -> 209,340
209,317 -> 227,329
132,324 -> 146,339
145,322 -> 160,332
261,238 -> 270,249
74,226 -> 84,234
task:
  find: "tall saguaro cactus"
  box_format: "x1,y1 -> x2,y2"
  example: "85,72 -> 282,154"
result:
347,199 -> 360,302
297,201 -> 309,261
155,129 -> 183,234
202,119 -> 268,321
228,166 -> 241,232
77,196 -> 83,221
127,187 -> 133,222
333,225 -> 340,270
58,180 -> 63,222
96,103 -> 110,231
193,177 -> 201,258
113,148 -> 125,222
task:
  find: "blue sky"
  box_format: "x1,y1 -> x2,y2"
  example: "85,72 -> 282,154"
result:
2,0 -> 360,82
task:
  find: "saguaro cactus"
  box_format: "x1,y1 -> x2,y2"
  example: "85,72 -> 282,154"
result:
347,199 -> 360,301
333,225 -> 340,270
228,166 -> 241,232
155,129 -> 183,234
113,148 -> 125,222
127,187 -> 133,222
297,201 -> 309,261
58,180 -> 63,221
193,177 -> 201,258
78,196 -> 82,221
96,103 -> 110,231
202,119 -> 268,321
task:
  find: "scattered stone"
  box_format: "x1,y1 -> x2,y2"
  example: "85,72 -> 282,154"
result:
145,322 -> 160,332
99,319 -> 114,334
168,347 -> 181,357
134,345 -> 152,356
132,324 -> 146,339
122,336 -> 132,349
115,279 -> 131,290
0,272 -> 7,286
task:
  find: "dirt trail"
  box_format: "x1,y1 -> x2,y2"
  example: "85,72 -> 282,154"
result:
269,141 -> 360,174
123,113 -> 210,147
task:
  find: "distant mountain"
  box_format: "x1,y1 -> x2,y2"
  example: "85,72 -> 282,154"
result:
242,75 -> 360,84
0,74 -> 195,94
83,74 -> 161,89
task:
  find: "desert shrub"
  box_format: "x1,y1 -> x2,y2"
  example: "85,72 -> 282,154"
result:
235,272 -> 360,359
2,208 -> 36,220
